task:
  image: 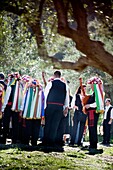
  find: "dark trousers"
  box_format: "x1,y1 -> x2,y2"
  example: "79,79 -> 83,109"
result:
88,111 -> 99,149
39,125 -> 44,140
21,119 -> 41,146
64,110 -> 72,135
2,105 -> 20,144
43,104 -> 65,146
103,119 -> 111,144
71,110 -> 86,145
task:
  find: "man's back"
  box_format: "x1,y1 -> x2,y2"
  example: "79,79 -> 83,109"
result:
47,79 -> 66,105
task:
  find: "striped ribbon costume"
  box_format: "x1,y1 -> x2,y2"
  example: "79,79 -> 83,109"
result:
22,85 -> 44,119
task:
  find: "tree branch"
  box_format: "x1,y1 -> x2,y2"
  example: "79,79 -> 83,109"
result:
52,0 -> 69,32
50,56 -> 88,71
28,0 -> 49,60
1,0 -> 113,78
70,0 -> 88,34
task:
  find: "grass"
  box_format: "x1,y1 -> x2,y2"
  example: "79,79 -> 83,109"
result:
0,144 -> 113,170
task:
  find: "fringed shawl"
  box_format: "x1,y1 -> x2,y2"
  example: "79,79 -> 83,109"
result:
94,83 -> 104,113
22,86 -> 45,119
11,80 -> 23,112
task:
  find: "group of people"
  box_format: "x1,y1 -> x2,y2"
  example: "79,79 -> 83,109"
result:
0,72 -> 44,146
0,70 -> 113,154
70,76 -> 113,154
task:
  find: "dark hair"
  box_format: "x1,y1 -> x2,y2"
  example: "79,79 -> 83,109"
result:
105,98 -> 111,103
76,84 -> 86,94
0,73 -> 5,80
54,71 -> 61,78
67,80 -> 70,84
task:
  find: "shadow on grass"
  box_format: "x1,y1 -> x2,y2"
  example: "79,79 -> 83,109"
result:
0,143 -> 64,153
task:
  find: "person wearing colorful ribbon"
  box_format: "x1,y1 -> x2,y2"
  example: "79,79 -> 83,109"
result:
41,71 -> 69,151
0,73 -> 7,138
1,73 -> 22,144
20,76 -> 45,146
84,76 -> 104,154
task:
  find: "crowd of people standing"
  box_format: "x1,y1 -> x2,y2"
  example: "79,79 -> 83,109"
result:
0,71 -> 113,154
0,72 -> 44,146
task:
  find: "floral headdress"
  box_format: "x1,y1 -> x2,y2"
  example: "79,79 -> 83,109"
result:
87,76 -> 103,84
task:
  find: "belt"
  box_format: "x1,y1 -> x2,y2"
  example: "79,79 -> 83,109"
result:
47,102 -> 63,106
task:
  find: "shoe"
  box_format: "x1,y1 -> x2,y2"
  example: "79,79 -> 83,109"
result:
57,141 -> 65,147
53,144 -> 64,152
104,143 -> 111,147
69,143 -> 74,147
37,142 -> 46,147
77,143 -> 83,147
88,148 -> 103,155
41,144 -> 64,153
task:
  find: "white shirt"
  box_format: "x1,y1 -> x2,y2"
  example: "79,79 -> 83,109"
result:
71,93 -> 96,111
104,104 -> 113,119
44,78 -> 69,110
71,93 -> 84,108
71,93 -> 76,109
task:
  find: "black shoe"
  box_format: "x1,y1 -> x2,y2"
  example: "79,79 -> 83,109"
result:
38,142 -> 46,147
88,148 -> 103,155
56,141 -> 65,147
53,144 -> 64,152
69,143 -> 74,147
42,144 -> 64,153
77,143 -> 83,147
104,143 -> 111,147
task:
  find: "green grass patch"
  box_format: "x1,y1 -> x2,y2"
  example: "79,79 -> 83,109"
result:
0,145 -> 113,169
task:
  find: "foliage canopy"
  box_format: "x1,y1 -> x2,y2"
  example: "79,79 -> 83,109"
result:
0,0 -> 113,76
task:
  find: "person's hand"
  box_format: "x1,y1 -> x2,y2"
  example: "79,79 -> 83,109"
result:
42,71 -> 46,77
108,120 -> 112,124
85,104 -> 90,109
68,106 -> 72,110
63,107 -> 68,117
0,111 -> 3,119
74,105 -> 78,110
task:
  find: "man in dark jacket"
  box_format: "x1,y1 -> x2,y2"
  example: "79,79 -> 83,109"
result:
102,98 -> 113,146
85,76 -> 104,154
42,71 -> 69,150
